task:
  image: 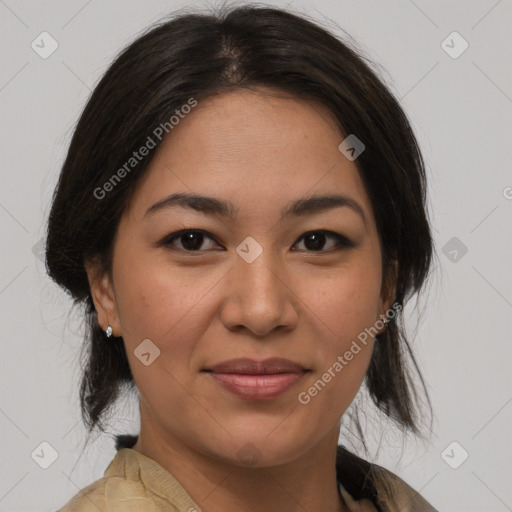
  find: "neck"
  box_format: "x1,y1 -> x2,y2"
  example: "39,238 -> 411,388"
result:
132,421 -> 349,512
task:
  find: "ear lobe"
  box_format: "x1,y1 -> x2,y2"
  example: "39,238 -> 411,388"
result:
380,259 -> 398,314
84,257 -> 120,335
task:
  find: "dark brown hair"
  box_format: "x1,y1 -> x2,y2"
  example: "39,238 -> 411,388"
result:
46,4 -> 434,508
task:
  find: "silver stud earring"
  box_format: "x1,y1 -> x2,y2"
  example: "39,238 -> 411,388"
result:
105,325 -> 113,338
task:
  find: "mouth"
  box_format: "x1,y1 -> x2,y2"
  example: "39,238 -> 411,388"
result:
202,358 -> 310,400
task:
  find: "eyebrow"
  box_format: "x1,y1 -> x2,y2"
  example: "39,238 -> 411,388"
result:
144,192 -> 368,228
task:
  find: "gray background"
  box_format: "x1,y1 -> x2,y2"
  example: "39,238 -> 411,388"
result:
1,0 -> 511,510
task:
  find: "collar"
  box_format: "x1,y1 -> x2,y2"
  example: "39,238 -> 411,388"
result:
111,435 -> 378,512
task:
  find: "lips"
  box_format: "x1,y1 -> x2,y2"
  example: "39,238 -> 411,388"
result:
203,358 -> 309,400
207,357 -> 307,375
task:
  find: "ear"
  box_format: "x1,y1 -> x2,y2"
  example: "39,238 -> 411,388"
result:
378,259 -> 398,321
85,257 -> 121,337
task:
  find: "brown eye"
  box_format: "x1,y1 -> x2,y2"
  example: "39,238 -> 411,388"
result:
162,230 -> 220,252
292,231 -> 354,252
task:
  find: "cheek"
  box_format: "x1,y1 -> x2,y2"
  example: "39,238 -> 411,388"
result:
113,248 -> 224,339
112,263 -> 209,406
297,261 -> 381,394
304,259 -> 382,343
112,253 -> 231,400
295,272 -> 378,427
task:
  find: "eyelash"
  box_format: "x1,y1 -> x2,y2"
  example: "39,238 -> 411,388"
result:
160,229 -> 355,253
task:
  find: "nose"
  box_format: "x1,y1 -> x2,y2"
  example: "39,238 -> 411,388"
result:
219,249 -> 299,337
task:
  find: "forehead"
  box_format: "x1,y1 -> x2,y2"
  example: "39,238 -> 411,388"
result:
125,89 -> 375,226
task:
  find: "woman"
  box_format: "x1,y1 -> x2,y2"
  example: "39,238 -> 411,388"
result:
47,5 -> 437,511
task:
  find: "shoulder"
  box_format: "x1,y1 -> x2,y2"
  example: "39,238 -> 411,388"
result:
57,475 -> 159,512
57,476 -> 107,512
368,463 -> 438,512
336,446 -> 438,512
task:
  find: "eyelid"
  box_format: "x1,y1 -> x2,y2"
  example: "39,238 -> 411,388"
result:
292,230 -> 355,251
159,228 -> 355,253
159,229 -> 222,250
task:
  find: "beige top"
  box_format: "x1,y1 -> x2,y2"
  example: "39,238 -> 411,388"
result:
57,447 -> 436,511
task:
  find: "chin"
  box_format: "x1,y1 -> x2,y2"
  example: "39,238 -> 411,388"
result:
200,431 -> 311,469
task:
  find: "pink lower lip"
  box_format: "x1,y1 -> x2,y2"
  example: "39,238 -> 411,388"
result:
208,372 -> 305,400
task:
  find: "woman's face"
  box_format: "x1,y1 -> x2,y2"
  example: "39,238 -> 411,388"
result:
88,89 -> 394,466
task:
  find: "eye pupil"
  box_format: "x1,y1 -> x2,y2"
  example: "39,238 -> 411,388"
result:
181,231 -> 203,250
304,233 -> 326,251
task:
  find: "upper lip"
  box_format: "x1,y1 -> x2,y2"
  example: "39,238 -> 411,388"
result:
205,358 -> 308,375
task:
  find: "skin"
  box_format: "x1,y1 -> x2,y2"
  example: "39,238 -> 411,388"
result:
86,88 -> 396,512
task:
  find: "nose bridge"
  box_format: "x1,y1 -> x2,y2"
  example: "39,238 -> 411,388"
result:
242,252 -> 281,297
237,243 -> 285,308
220,237 -> 298,335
